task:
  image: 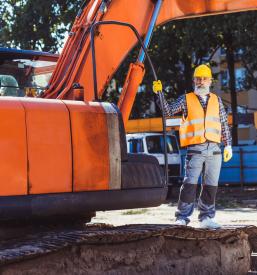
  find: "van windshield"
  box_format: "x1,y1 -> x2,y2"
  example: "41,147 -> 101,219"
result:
146,135 -> 178,154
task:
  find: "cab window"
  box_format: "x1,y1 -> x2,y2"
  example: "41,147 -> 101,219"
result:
127,138 -> 144,153
0,57 -> 57,97
146,135 -> 179,154
0,75 -> 19,96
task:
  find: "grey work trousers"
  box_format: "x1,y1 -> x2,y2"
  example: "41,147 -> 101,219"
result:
175,142 -> 222,223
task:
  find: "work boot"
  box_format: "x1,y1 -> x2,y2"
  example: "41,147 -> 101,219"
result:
174,219 -> 187,226
199,217 -> 221,229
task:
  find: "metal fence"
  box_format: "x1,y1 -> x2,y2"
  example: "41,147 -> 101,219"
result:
180,145 -> 257,186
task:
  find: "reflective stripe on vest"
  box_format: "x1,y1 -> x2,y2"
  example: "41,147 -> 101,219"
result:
182,116 -> 220,127
179,92 -> 221,147
180,128 -> 221,140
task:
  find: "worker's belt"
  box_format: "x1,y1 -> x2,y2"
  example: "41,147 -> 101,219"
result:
187,150 -> 221,155
213,151 -> 222,155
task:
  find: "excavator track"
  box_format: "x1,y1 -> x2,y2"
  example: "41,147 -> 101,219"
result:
0,223 -> 255,267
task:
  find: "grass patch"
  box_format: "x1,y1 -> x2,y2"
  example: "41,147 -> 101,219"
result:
122,209 -> 148,215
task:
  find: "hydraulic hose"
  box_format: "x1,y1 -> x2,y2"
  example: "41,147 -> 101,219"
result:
90,20 -> 168,185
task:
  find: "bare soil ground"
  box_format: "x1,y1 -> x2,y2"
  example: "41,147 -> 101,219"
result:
91,186 -> 257,227
1,232 -> 250,275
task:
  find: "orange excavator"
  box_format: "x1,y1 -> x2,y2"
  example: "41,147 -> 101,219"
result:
0,0 -> 256,222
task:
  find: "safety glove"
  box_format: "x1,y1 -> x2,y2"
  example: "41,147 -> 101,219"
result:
152,80 -> 162,94
223,145 -> 232,162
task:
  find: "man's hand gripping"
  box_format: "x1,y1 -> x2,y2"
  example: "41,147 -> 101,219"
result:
224,146 -> 232,162
152,80 -> 163,94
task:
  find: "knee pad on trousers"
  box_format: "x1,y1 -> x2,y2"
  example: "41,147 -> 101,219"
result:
200,185 -> 218,205
180,183 -> 197,203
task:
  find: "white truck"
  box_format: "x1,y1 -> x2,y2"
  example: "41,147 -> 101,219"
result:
126,132 -> 182,185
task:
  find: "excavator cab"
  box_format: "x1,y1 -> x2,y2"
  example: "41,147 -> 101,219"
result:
0,45 -> 167,222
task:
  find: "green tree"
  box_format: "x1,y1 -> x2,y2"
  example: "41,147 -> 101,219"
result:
203,11 -> 257,145
0,0 -> 80,51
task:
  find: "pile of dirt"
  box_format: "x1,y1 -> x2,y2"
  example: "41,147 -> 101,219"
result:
0,226 -> 251,275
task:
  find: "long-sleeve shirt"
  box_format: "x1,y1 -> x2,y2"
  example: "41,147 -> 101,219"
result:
158,93 -> 232,146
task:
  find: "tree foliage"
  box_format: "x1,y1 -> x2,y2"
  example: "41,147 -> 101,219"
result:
0,0 -> 80,52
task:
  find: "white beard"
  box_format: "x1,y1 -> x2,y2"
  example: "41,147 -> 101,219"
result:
194,85 -> 210,96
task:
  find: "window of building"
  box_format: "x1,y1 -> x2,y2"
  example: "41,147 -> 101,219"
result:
220,67 -> 246,91
220,70 -> 228,88
220,47 -> 244,58
235,68 -> 246,91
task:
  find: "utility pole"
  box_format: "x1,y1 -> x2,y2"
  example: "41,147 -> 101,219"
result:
225,34 -> 238,146
183,54 -> 193,92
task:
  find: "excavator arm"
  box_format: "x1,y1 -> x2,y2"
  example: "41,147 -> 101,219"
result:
43,0 -> 257,116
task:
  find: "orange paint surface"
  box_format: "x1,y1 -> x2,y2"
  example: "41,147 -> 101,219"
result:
0,97 -> 111,196
0,98 -> 27,196
65,101 -> 110,191
21,98 -> 72,194
118,62 -> 145,127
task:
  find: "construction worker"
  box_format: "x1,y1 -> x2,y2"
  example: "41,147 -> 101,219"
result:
153,64 -> 232,229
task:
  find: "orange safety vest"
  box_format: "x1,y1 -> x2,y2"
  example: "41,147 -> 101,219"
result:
179,92 -> 221,147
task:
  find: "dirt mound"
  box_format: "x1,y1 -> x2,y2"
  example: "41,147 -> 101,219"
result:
0,225 -> 251,275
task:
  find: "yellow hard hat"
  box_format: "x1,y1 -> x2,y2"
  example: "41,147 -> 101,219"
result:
193,64 -> 212,78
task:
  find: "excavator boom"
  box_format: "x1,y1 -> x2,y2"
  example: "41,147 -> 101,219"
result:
43,0 -> 257,105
